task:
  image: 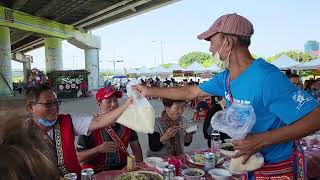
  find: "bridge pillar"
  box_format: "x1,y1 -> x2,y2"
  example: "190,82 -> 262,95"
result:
44,37 -> 63,73
0,26 -> 13,97
23,61 -> 31,82
85,48 -> 99,91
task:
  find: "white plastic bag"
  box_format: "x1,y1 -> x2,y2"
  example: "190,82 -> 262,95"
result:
116,79 -> 155,133
210,103 -> 256,140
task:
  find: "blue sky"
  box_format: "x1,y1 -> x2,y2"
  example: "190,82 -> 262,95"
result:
12,0 -> 320,71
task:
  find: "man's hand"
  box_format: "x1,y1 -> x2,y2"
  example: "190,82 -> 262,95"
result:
97,142 -> 118,153
133,84 -> 150,97
124,97 -> 133,107
232,134 -> 267,164
160,126 -> 178,143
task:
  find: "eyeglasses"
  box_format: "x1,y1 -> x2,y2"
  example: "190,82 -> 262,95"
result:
34,100 -> 62,108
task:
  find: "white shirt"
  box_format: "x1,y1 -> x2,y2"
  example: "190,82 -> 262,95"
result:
47,114 -> 92,140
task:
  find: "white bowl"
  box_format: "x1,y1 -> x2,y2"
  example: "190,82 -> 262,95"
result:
208,168 -> 232,180
144,157 -> 164,167
181,168 -> 205,180
224,139 -> 233,143
220,143 -> 236,157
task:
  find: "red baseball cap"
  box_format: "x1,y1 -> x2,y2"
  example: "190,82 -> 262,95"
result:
96,86 -> 123,102
198,13 -> 254,41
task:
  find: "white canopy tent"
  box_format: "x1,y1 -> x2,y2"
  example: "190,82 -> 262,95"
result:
136,67 -> 152,76
127,68 -> 139,74
168,63 -> 184,71
270,55 -> 301,70
152,65 -> 171,75
185,62 -> 205,73
292,58 -> 320,70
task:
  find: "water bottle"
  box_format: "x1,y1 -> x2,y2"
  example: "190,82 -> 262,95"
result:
211,129 -> 221,159
203,152 -> 215,173
163,164 -> 175,180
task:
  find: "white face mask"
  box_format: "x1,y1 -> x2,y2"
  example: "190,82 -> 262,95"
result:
212,38 -> 231,70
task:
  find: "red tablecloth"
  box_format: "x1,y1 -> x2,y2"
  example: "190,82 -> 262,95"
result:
94,146 -> 320,179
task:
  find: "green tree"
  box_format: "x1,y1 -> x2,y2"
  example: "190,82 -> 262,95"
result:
266,50 -> 317,63
178,51 -> 213,68
161,63 -> 173,69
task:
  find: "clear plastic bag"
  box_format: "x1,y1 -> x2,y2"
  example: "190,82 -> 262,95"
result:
211,103 -> 264,172
210,103 -> 256,140
116,79 -> 155,133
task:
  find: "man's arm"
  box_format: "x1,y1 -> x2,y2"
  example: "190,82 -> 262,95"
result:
130,141 -> 143,162
77,142 -> 118,163
135,85 -> 208,100
88,98 -> 132,131
233,107 -> 320,163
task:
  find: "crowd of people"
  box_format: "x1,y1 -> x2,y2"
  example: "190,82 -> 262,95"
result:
1,13 -> 320,180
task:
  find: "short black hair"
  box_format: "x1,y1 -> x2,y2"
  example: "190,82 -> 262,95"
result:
162,98 -> 185,108
221,33 -> 251,47
25,84 -> 54,104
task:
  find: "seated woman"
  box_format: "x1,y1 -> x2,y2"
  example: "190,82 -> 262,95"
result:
147,99 -> 194,157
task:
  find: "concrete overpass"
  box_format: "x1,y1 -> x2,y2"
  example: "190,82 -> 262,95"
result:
0,0 -> 178,96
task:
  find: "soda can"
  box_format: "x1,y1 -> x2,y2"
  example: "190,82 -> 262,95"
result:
81,168 -> 94,180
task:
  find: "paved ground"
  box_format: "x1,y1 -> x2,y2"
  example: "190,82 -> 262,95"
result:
0,93 -> 208,158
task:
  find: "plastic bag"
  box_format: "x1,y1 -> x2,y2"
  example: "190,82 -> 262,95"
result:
116,79 -> 155,133
210,103 -> 264,172
210,103 -> 256,140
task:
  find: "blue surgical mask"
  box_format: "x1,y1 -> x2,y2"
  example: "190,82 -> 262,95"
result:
38,118 -> 57,127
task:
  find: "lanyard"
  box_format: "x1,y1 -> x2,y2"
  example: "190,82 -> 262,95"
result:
227,74 -> 234,104
105,126 -> 128,156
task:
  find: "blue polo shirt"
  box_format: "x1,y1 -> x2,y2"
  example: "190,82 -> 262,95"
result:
199,58 -> 319,163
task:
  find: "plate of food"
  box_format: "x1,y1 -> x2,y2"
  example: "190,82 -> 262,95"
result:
220,143 -> 236,157
186,153 -> 205,166
115,171 -> 163,180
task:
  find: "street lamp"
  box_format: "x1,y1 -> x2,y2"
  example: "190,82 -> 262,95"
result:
152,40 -> 165,65
107,59 -> 124,74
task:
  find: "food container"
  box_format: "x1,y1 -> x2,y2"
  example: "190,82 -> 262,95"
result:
181,168 -> 205,180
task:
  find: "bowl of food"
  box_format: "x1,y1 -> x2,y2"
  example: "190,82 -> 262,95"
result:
144,157 -> 164,167
115,171 -> 163,180
220,143 -> 236,157
208,168 -> 232,180
181,168 -> 205,180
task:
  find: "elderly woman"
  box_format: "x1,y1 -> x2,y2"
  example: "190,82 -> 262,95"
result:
147,99 -> 194,157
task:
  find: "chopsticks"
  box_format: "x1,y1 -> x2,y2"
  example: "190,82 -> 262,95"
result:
177,125 -> 186,129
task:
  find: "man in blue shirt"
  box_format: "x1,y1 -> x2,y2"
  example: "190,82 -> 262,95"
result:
134,13 -> 320,178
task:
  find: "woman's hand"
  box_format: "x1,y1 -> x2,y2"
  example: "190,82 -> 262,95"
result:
160,126 -> 178,143
97,142 -> 119,153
